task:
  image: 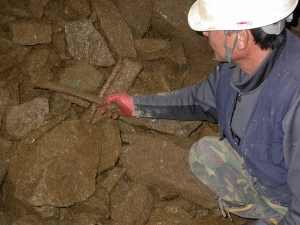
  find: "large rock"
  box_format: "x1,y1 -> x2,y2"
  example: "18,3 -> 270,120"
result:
21,47 -> 53,81
93,0 -> 137,58
65,19 -> 116,67
113,0 -> 153,38
8,120 -> 102,207
0,46 -> 30,73
106,58 -> 143,94
59,62 -> 105,95
151,0 -> 217,86
120,134 -> 217,208
9,21 -> 52,45
134,38 -> 173,61
2,98 -> 49,139
0,138 -> 12,185
97,119 -> 122,174
120,117 -> 203,138
110,179 -> 154,225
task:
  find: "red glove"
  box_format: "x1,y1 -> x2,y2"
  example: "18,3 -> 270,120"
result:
100,93 -> 134,118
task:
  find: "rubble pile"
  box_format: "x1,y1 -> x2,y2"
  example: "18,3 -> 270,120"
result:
0,0 -> 299,224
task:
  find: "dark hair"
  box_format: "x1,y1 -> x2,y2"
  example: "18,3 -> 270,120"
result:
250,27 -> 286,50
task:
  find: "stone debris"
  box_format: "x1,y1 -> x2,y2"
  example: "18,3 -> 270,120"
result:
0,0 -> 287,224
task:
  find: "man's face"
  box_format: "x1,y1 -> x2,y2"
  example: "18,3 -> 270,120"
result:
202,30 -> 234,62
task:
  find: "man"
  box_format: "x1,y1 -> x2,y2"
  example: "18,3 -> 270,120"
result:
100,0 -> 300,224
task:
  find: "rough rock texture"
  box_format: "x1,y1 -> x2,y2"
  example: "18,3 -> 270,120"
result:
7,120 -> 102,207
94,0 -> 137,58
0,0 -> 299,224
65,19 -> 116,67
2,98 -> 49,139
120,134 -> 216,208
10,21 -> 52,45
59,61 -> 105,94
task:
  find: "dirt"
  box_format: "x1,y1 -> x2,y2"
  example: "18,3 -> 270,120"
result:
0,0 -> 299,224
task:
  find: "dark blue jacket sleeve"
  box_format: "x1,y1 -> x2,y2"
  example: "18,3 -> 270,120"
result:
133,64 -> 224,123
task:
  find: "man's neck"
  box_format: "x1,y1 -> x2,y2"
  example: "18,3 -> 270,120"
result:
236,48 -> 272,75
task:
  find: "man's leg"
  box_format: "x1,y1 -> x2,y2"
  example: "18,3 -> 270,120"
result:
188,136 -> 287,220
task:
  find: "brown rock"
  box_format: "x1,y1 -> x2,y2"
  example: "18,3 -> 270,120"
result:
8,120 -> 102,207
113,0 -> 153,38
97,119 -> 122,174
134,38 -> 173,61
2,98 -> 49,139
29,0 -> 44,19
69,0 -> 91,18
0,138 -> 12,185
10,21 -> 52,45
147,205 -> 198,225
101,167 -> 126,193
65,19 -> 116,67
110,180 -> 154,225
106,58 -> 143,94
0,46 -> 30,73
93,0 -> 137,58
121,117 -> 202,138
59,62 -> 105,95
120,134 -> 217,208
12,215 -> 44,225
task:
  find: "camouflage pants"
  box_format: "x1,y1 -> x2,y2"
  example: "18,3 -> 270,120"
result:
189,136 -> 288,221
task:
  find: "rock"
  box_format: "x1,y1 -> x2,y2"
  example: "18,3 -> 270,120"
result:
68,0 -> 91,18
151,0 -> 217,86
12,215 -> 44,225
110,179 -> 154,225
100,167 -> 126,193
21,47 -> 53,81
120,134 -> 217,208
106,58 -> 143,94
0,46 -> 30,73
113,0 -> 153,38
9,21 -> 52,45
0,35 -> 13,53
59,62 -> 105,94
8,120 -> 102,207
0,138 -> 12,185
93,0 -> 137,58
97,119 -> 122,174
134,38 -> 174,61
60,186 -> 110,223
65,19 -> 116,67
120,117 -> 202,138
29,0 -> 44,19
2,98 -> 49,139
147,205 -> 197,225
33,205 -> 60,220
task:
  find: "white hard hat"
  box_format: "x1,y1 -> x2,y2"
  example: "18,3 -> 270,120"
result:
188,0 -> 298,33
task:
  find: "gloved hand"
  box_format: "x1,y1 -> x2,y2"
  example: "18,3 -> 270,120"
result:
100,93 -> 134,119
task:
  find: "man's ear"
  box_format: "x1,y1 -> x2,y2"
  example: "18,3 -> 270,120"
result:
236,30 -> 249,51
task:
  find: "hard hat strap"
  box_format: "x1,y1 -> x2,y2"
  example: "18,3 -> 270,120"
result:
224,30 -> 238,65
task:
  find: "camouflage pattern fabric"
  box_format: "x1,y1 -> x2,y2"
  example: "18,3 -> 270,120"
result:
189,136 -> 287,220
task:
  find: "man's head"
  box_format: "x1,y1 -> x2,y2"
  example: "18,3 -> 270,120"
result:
188,0 -> 298,64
